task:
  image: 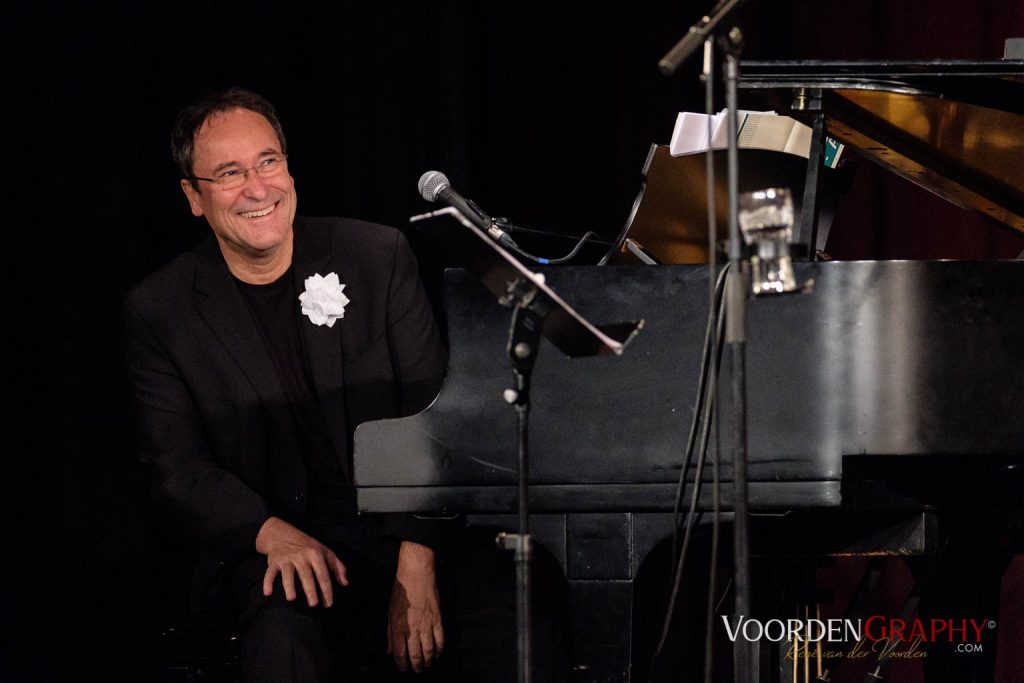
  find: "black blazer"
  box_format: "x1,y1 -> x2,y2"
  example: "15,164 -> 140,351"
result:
125,216 -> 446,567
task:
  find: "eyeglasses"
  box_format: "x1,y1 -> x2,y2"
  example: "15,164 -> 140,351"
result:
190,154 -> 288,190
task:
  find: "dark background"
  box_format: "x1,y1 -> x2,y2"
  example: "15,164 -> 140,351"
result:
24,0 -> 1024,680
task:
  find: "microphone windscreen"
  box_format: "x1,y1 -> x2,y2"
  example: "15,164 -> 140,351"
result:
417,171 -> 450,202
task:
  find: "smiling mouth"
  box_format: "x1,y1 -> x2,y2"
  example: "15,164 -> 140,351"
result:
239,202 -> 277,218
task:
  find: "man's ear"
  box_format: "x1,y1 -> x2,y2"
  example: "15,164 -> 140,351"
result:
180,179 -> 205,218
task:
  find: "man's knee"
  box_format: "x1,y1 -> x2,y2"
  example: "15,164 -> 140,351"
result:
240,599 -> 332,681
227,555 -> 337,681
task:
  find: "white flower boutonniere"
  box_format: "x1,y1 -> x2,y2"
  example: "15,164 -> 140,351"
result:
298,272 -> 350,327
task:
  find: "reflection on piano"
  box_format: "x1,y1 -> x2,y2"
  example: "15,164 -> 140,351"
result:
354,60 -> 1024,681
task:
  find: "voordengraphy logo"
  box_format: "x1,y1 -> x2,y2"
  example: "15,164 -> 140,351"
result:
720,616 -> 994,645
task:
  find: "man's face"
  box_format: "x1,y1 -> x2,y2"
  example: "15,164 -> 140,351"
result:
181,108 -> 297,262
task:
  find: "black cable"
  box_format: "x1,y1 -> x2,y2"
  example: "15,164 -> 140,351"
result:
671,262 -> 730,559
654,262 -> 730,657
492,220 -> 602,265
657,300 -> 725,656
703,396 -> 721,683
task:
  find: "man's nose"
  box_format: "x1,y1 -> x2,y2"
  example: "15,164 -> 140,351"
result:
240,168 -> 270,197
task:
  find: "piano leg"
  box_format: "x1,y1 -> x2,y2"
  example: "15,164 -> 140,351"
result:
470,512 -> 677,682
568,580 -> 633,682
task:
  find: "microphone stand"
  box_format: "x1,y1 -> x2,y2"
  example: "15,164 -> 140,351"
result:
720,25 -> 756,683
496,294 -> 549,683
661,3 -> 755,681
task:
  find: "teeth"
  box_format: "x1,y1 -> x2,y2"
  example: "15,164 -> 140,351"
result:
240,204 -> 275,218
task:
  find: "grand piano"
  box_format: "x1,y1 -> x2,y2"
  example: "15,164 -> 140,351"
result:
354,61 -> 1024,681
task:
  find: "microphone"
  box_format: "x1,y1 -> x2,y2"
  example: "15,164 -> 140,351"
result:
417,171 -> 490,228
417,171 -> 518,249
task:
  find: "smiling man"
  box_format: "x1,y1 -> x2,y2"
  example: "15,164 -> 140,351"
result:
179,105 -> 297,282
125,88 -> 448,681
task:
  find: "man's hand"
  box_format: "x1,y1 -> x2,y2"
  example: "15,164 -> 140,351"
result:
255,516 -> 348,607
388,541 -> 444,673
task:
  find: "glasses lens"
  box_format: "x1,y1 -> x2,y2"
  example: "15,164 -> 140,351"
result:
213,168 -> 247,190
212,156 -> 286,190
218,175 -> 244,190
256,156 -> 286,177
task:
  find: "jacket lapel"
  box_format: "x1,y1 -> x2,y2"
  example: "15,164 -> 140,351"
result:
191,238 -> 291,431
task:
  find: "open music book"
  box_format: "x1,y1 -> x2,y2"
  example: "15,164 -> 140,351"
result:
669,109 -> 844,167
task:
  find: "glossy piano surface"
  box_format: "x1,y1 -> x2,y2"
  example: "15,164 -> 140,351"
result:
354,260 -> 1024,515
740,59 -> 1024,232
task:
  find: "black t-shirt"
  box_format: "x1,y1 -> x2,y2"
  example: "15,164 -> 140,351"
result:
234,266 -> 357,522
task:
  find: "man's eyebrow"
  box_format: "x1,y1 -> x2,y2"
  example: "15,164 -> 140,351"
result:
209,149 -> 280,175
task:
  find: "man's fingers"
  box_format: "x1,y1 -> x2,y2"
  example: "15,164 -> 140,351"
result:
327,550 -> 349,587
406,636 -> 425,673
391,637 -> 408,672
433,622 -> 445,657
295,563 -> 320,607
420,631 -> 436,667
262,564 -> 280,597
256,519 -> 347,609
311,558 -> 334,608
280,565 -> 297,602
420,622 -> 443,667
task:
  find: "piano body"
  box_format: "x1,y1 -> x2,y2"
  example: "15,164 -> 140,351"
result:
354,61 -> 1024,681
